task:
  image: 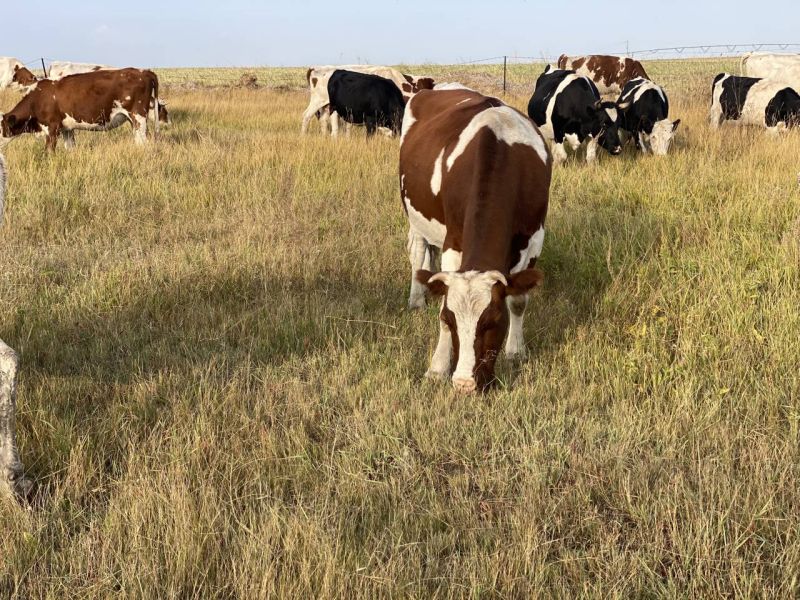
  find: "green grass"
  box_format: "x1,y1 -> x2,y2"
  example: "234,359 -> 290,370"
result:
1,59 -> 800,597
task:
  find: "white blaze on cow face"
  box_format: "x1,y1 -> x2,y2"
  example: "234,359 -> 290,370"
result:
432,270 -> 506,393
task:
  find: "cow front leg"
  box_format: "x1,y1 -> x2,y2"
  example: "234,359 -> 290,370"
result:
0,339 -> 30,500
637,132 -> 650,154
62,129 -> 76,150
133,114 -> 148,145
504,294 -> 529,359
426,299 -> 452,380
407,230 -> 430,309
585,137 -> 599,163
45,127 -> 60,152
364,117 -> 377,137
551,142 -> 568,164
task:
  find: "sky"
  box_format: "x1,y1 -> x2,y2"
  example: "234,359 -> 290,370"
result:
6,1 -> 800,68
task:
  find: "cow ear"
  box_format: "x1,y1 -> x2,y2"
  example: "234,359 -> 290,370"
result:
505,268 -> 544,297
672,119 -> 681,131
416,270 -> 449,297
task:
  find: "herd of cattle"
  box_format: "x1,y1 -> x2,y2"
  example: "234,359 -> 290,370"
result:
1,52 -> 800,497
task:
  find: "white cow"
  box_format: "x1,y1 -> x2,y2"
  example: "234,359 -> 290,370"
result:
0,153 -> 31,499
301,65 -> 434,135
742,52 -> 800,89
0,57 -> 38,92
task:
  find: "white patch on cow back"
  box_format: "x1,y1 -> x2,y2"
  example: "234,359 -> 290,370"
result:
447,105 -> 548,169
400,96 -> 417,144
511,226 -> 545,273
541,73 -> 581,140
430,148 -> 445,196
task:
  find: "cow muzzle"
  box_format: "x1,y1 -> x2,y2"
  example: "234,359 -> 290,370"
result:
452,377 -> 478,395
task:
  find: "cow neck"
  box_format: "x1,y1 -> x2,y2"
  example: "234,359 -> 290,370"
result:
459,204 -> 515,274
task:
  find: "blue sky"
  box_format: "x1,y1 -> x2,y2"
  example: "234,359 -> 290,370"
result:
8,1 -> 799,67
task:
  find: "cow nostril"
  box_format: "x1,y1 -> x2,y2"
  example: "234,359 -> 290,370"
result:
452,377 -> 477,394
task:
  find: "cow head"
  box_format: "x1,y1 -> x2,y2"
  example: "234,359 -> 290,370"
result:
585,100 -> 629,155
645,118 -> 680,155
11,65 -> 37,91
0,113 -> 40,143
157,101 -> 170,125
417,268 -> 543,393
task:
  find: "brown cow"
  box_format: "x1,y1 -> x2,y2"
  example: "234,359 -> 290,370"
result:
557,54 -> 649,96
0,68 -> 159,151
0,57 -> 38,92
400,89 -> 551,393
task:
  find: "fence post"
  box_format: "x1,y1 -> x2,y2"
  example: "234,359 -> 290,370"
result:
503,56 -> 507,93
40,58 -> 47,78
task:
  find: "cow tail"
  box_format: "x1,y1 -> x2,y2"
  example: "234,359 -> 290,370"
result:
151,72 -> 159,140
740,52 -> 749,76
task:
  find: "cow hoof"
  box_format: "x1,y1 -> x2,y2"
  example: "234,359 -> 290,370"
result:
505,350 -> 527,362
408,297 -> 426,310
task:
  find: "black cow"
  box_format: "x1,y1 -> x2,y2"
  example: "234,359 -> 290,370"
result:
327,70 -> 404,137
710,73 -> 800,132
527,66 -> 627,163
617,77 -> 680,155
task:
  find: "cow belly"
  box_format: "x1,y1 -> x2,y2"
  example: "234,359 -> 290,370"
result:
404,197 -> 446,247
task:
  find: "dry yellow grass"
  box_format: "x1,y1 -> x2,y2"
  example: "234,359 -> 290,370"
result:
1,59 -> 799,597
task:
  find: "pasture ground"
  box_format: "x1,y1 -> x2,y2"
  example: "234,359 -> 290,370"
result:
1,59 -> 800,597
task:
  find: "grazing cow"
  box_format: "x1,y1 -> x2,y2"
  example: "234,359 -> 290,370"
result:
527,66 -> 627,163
401,89 -> 551,393
742,52 -> 800,90
557,54 -> 649,96
433,82 -> 472,91
302,65 -> 434,134
0,153 -> 31,500
48,62 -> 170,125
710,73 -> 800,132
617,77 -> 680,155
47,60 -> 110,79
327,70 -> 404,136
0,57 -> 38,92
0,68 -> 160,151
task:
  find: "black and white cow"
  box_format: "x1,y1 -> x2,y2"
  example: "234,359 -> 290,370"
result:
617,77 -> 680,155
327,70 -> 405,137
527,66 -> 627,163
710,73 -> 800,133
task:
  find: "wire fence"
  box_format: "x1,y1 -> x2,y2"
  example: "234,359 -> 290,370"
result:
15,43 -> 800,98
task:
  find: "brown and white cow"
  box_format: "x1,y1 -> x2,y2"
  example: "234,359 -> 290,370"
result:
302,65 -> 434,134
400,89 -> 551,393
0,152 -> 32,500
0,57 -> 38,93
0,68 -> 160,151
48,62 -> 170,124
557,54 -> 649,96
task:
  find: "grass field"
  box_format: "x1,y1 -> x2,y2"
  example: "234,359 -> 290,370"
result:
1,59 -> 800,597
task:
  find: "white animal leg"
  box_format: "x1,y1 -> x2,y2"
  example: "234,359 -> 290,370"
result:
62,129 -> 76,150
133,114 -> 148,145
504,294 -> 529,359
551,142 -> 568,164
426,300 -> 452,380
301,105 -> 317,134
709,106 -> 724,129
0,339 -> 30,499
637,132 -> 650,154
330,111 -> 340,137
407,230 -> 430,309
585,137 -> 599,163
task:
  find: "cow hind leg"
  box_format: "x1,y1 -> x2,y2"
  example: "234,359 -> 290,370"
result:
133,114 -> 148,145
551,142 -> 568,164
365,118 -> 377,137
407,230 -> 430,309
330,111 -> 340,138
505,294 -> 529,359
0,339 -> 31,500
62,129 -> 76,150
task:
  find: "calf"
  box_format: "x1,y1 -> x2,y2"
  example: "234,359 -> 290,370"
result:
0,68 -> 159,151
401,89 -> 551,393
527,66 -> 627,163
0,153 -> 32,499
617,77 -> 680,155
742,52 -> 800,90
0,57 -> 38,92
558,54 -> 649,96
328,70 -> 404,137
710,73 -> 800,132
302,65 -> 434,134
